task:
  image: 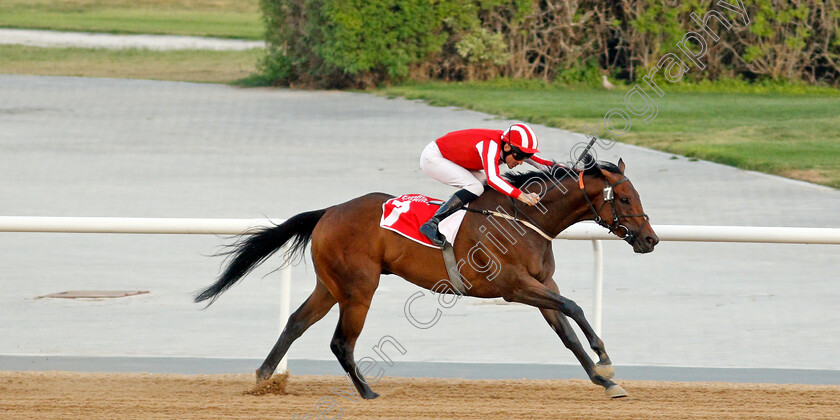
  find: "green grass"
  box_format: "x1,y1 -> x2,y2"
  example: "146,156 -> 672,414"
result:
379,80 -> 840,188
0,45 -> 263,84
0,0 -> 262,39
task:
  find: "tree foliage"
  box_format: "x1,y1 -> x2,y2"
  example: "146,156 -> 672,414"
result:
260,0 -> 840,87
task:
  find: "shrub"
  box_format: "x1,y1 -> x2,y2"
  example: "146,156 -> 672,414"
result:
259,0 -> 840,87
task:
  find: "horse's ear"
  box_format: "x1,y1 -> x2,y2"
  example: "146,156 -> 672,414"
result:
618,158 -> 626,173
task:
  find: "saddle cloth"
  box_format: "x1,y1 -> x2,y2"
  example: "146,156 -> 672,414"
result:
379,194 -> 467,248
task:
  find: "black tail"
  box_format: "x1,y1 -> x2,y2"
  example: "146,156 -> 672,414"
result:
195,208 -> 328,305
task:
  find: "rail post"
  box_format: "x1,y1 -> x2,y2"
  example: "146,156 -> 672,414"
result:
592,240 -> 603,337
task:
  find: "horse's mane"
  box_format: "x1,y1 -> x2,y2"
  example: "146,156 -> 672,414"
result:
502,159 -> 622,189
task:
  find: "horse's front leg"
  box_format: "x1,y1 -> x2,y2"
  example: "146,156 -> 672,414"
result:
507,275 -> 626,398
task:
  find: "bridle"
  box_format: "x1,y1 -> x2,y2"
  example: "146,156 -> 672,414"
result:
576,171 -> 650,245
494,168 -> 650,244
535,135 -> 650,244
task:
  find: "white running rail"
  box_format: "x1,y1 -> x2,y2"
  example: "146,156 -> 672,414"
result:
0,216 -> 285,235
557,223 -> 840,336
2,216 -> 839,364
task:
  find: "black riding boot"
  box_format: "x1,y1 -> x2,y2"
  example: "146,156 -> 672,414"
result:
420,189 -> 479,246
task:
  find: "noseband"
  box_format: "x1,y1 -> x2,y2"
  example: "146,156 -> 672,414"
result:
577,171 -> 650,244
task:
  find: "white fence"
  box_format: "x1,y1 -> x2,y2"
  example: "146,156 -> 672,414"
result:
557,224 -> 840,335
2,216 -> 840,371
3,216 -> 838,243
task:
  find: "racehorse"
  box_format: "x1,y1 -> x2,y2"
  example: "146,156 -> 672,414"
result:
195,158 -> 658,399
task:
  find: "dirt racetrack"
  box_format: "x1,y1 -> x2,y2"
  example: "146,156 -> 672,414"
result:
1,371 -> 839,419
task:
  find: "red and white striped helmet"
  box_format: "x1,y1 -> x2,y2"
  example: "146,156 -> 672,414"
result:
502,123 -> 540,154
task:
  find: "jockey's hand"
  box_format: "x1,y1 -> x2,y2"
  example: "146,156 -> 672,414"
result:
517,192 -> 540,206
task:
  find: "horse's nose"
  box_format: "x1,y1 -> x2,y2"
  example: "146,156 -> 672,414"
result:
645,235 -> 659,247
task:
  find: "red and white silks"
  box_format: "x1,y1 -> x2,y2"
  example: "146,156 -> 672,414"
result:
420,127 -> 554,199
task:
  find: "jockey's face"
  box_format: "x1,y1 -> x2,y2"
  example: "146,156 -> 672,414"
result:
502,143 -> 526,168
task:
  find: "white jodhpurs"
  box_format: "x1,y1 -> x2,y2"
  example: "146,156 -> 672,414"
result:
420,141 -> 486,196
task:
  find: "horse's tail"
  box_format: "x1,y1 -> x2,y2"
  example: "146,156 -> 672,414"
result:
195,208 -> 328,306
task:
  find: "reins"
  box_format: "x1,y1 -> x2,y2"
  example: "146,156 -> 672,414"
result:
466,136 -> 596,242
464,136 -> 650,244
458,138 -> 592,242
464,135 -> 650,244
464,206 -> 555,241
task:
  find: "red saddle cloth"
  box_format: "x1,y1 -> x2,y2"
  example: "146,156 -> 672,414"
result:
380,194 -> 443,248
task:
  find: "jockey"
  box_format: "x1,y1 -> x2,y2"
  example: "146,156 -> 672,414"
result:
419,123 -> 556,246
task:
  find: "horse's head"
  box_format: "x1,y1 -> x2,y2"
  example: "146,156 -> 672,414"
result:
502,158 -> 658,253
585,158 -> 658,254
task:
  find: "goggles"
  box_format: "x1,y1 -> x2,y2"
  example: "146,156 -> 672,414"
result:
509,145 -> 534,161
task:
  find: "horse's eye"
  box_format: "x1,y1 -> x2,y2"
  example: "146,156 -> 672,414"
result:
620,197 -> 630,204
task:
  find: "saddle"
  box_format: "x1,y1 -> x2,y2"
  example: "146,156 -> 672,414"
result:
379,194 -> 466,248
380,194 -> 469,293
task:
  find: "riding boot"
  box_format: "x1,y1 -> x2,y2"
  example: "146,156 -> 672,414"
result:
420,189 -> 479,246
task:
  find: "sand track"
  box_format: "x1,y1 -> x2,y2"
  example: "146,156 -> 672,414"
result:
1,371 -> 838,419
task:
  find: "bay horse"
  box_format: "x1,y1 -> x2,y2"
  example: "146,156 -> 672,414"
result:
195,158 -> 658,399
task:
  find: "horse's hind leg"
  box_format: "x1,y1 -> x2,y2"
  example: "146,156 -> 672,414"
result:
256,280 -> 336,382
330,298 -> 379,399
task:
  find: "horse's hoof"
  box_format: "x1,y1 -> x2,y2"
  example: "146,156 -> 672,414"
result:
255,368 -> 271,384
363,391 -> 380,400
594,362 -> 615,379
605,384 -> 628,399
